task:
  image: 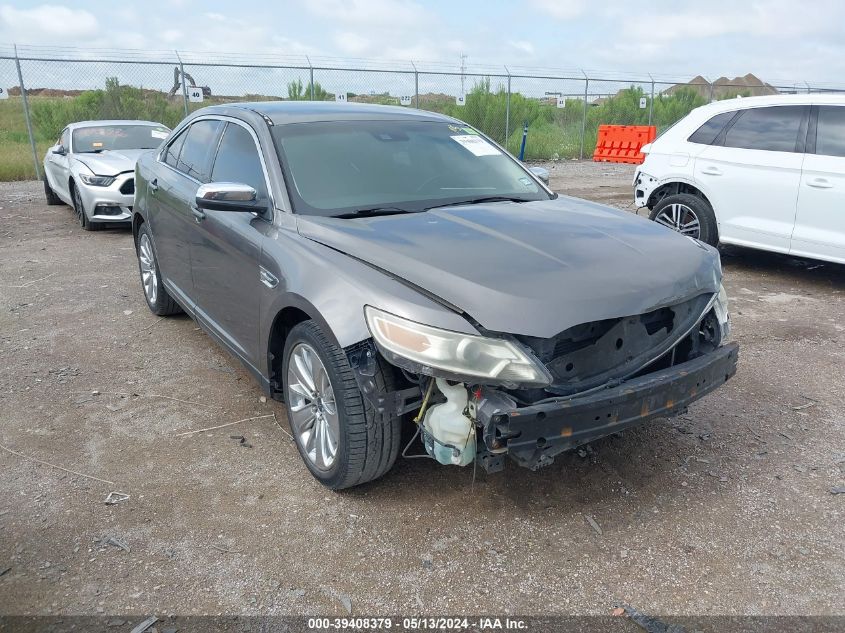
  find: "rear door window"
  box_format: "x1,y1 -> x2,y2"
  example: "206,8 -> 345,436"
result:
163,129 -> 187,168
814,106 -> 845,158
688,111 -> 736,145
723,106 -> 806,152
176,120 -> 224,182
210,123 -> 268,200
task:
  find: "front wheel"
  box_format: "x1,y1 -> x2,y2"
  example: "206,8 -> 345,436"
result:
70,183 -> 100,231
283,321 -> 401,490
649,193 -> 718,246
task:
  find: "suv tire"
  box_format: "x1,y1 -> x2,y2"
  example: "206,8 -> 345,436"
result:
650,193 -> 718,246
136,223 -> 182,316
283,321 -> 401,490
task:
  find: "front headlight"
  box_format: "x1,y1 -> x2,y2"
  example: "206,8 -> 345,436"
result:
713,284 -> 730,340
365,306 -> 552,387
79,173 -> 115,187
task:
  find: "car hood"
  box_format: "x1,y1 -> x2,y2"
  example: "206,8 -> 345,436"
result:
297,197 -> 722,338
73,149 -> 150,176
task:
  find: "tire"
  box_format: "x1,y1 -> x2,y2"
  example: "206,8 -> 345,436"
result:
43,176 -> 62,205
649,193 -> 718,247
70,182 -> 100,231
283,321 -> 401,490
136,222 -> 182,316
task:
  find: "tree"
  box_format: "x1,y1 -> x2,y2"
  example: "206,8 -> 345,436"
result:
287,79 -> 330,101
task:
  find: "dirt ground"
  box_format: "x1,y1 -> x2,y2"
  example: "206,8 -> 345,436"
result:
1,163 -> 843,623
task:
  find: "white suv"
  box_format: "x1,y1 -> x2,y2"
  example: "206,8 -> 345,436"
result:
634,94 -> 845,265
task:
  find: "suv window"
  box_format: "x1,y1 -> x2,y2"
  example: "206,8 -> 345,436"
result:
688,111 -> 736,145
176,120 -> 224,182
163,129 -> 187,168
723,106 -> 805,152
210,123 -> 268,200
815,106 -> 845,158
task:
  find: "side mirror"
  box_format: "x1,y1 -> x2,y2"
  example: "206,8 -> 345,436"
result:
52,145 -> 66,156
528,166 -> 550,185
195,182 -> 264,212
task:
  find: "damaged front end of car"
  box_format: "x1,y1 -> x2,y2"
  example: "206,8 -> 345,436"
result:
346,287 -> 737,473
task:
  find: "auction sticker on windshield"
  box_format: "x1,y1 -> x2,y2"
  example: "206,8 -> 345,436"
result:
451,134 -> 501,156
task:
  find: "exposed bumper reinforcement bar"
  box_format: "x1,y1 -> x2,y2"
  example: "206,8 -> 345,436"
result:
482,342 -> 739,471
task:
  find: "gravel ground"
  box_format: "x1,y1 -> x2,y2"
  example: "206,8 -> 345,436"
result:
0,163 -> 843,622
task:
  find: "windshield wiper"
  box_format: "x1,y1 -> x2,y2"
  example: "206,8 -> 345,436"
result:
333,206 -> 418,219
425,195 -> 535,210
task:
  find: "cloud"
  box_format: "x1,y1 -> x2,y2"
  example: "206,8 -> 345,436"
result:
509,40 -> 535,56
306,0 -> 430,29
0,3 -> 99,40
526,0 -> 586,20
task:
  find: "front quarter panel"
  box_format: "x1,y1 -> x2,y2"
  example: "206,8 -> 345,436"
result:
256,219 -> 479,377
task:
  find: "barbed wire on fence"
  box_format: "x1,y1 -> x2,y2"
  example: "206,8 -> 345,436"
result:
1,43 -> 843,180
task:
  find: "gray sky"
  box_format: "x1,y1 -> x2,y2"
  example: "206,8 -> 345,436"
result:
1,0 -> 843,85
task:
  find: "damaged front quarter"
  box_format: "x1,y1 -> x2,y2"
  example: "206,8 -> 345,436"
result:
346,284 -> 738,474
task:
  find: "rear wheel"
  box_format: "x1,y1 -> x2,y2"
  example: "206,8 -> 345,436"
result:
43,176 -> 62,205
70,183 -> 100,231
283,321 -> 401,490
136,223 -> 182,316
649,193 -> 718,246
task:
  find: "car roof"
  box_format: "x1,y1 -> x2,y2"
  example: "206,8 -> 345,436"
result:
197,101 -> 456,125
68,120 -> 168,130
693,92 -> 845,115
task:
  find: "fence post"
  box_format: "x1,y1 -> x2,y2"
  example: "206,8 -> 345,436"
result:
708,80 -> 714,103
14,45 -> 40,180
579,73 -> 589,160
412,62 -> 418,108
504,67 -> 511,152
175,51 -> 188,116
307,56 -> 314,100
648,73 -> 655,127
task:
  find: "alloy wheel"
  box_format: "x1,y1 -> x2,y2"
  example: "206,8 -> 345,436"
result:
138,234 -> 158,305
655,203 -> 700,239
286,343 -> 339,471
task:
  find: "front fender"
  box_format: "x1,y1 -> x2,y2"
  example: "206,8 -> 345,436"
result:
257,221 -> 478,378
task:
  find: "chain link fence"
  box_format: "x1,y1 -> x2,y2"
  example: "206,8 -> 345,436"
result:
2,44 -> 844,181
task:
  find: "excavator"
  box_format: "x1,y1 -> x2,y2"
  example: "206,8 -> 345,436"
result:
167,67 -> 211,99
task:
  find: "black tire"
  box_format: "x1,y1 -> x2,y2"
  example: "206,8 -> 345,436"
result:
283,321 -> 401,490
43,176 -> 62,205
649,193 -> 718,247
70,182 -> 101,231
136,222 -> 182,316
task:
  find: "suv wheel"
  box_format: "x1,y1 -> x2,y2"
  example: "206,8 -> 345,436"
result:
650,193 -> 718,246
43,176 -> 62,205
136,223 -> 182,316
71,183 -> 100,231
283,321 -> 401,490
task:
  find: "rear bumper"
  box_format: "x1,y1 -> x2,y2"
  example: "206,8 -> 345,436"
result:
481,342 -> 739,470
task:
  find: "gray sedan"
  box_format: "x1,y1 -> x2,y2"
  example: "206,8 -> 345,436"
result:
43,120 -> 170,230
132,102 -> 737,489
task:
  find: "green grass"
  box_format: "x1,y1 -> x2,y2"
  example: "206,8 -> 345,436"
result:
0,98 -> 50,181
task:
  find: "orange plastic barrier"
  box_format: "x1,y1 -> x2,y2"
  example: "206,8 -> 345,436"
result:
592,125 -> 656,164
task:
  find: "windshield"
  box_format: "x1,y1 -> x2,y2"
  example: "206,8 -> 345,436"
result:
72,124 -> 170,153
272,120 -> 552,216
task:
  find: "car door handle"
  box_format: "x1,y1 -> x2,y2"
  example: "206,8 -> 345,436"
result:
148,179 -> 159,194
700,166 -> 722,176
807,177 -> 833,189
190,204 -> 206,222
